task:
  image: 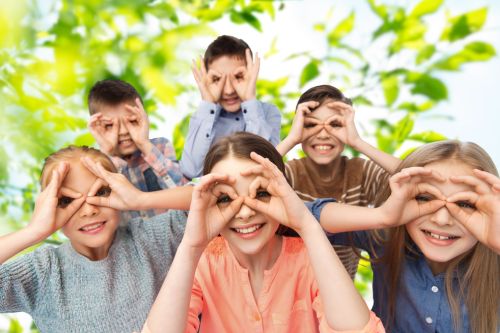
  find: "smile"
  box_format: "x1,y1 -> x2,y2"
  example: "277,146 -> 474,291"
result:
231,223 -> 265,237
79,221 -> 107,234
422,229 -> 459,241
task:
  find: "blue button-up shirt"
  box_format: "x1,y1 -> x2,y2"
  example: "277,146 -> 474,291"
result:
307,199 -> 473,333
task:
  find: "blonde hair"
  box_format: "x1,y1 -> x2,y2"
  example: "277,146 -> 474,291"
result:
375,140 -> 499,333
40,146 -> 116,189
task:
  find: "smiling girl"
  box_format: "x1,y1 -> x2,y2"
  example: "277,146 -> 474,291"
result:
0,146 -> 188,333
311,140 -> 500,332
142,132 -> 385,333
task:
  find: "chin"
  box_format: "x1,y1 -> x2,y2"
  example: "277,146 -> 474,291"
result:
221,102 -> 242,113
118,146 -> 139,157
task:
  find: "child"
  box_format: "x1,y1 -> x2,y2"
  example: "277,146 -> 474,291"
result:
88,79 -> 187,220
142,132 -> 385,333
277,84 -> 400,279
0,146 -> 188,333
180,35 -> 282,179
309,140 -> 500,332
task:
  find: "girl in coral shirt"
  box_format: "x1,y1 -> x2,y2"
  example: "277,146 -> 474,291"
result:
142,132 -> 385,333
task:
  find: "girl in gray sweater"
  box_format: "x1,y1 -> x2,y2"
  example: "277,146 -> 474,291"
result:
0,146 -> 188,333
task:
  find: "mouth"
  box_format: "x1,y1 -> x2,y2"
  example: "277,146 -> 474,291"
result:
312,144 -> 334,154
119,138 -> 134,147
222,96 -> 241,106
230,223 -> 265,238
421,229 -> 460,245
79,221 -> 107,235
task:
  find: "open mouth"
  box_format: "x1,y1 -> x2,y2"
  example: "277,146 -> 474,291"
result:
79,221 -> 107,234
223,97 -> 240,105
422,229 -> 459,241
312,144 -> 334,154
231,223 -> 265,237
119,139 -> 133,147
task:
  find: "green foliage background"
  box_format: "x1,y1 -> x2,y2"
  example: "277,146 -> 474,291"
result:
0,0 -> 496,331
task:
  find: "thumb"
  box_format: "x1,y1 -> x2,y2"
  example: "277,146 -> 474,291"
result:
86,195 -> 111,208
418,200 -> 446,217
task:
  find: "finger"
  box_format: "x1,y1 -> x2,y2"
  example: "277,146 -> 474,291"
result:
297,101 -> 320,112
446,191 -> 480,204
240,164 -> 265,176
198,173 -> 232,192
245,48 -> 253,70
216,74 -> 227,93
85,195 -> 111,208
416,183 -> 447,200
58,196 -> 86,225
81,157 -> 104,178
250,152 -> 283,181
418,200 -> 446,216
243,196 -> 269,215
251,52 -> 260,78
59,187 -> 82,199
88,113 -> 103,128
248,176 -> 270,199
87,178 -> 109,197
212,183 -> 238,200
200,56 -> 207,76
450,175 -> 489,194
473,169 -> 500,187
445,202 -> 479,235
220,196 -> 245,222
46,169 -> 61,198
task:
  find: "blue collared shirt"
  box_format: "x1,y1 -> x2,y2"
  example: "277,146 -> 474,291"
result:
307,199 -> 473,333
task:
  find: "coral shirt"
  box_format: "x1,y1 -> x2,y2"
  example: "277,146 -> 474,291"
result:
183,236 -> 384,333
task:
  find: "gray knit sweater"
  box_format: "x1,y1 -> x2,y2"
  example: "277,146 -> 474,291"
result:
0,209 -> 187,333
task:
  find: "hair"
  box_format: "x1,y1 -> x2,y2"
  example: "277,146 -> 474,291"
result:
87,79 -> 143,115
375,140 -> 500,333
203,35 -> 252,70
41,146 -> 116,189
296,84 -> 352,110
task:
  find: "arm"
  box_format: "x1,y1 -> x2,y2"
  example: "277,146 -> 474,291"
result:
241,100 -> 281,145
143,174 -> 243,333
179,102 -> 221,179
351,139 -> 400,174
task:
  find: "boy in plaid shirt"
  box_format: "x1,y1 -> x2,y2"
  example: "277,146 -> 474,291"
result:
87,79 -> 187,220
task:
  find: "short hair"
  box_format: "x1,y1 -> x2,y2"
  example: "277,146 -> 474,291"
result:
296,84 -> 352,110
203,132 -> 285,176
41,146 -> 116,189
204,35 -> 252,69
87,79 -> 143,115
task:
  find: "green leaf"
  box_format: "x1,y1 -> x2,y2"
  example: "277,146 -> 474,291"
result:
440,7 -> 487,42
8,318 -> 23,333
408,73 -> 448,101
328,11 -> 355,45
381,76 -> 399,106
367,0 -> 388,19
299,60 -> 320,87
409,0 -> 444,18
173,114 -> 191,160
409,131 -> 447,143
433,41 -> 496,71
393,114 -> 414,144
230,10 -> 262,31
396,101 -> 435,112
416,45 -> 436,64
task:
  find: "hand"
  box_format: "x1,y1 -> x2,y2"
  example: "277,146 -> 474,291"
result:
29,162 -> 85,240
380,167 -> 447,227
324,102 -> 361,148
229,49 -> 259,101
287,101 -> 322,145
81,156 -> 145,210
88,113 -> 119,155
241,152 -> 312,234
192,57 -> 226,103
123,98 -> 150,151
446,169 -> 500,253
183,174 -> 243,250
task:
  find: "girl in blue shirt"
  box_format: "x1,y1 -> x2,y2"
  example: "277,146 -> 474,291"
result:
311,140 -> 500,333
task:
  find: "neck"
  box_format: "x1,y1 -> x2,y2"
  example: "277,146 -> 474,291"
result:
71,234 -> 115,261
306,156 -> 342,182
229,235 -> 283,275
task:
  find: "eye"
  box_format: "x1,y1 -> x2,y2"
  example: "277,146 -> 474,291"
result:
95,186 -> 111,197
255,190 -> 271,201
211,76 -> 221,83
455,201 -> 476,210
304,123 -> 317,129
216,194 -> 232,205
104,124 -> 113,130
329,121 -> 342,128
235,74 -> 244,81
415,194 -> 432,202
58,196 -> 74,208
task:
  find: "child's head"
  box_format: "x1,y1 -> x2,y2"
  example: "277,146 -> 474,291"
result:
88,79 -> 145,156
203,132 -> 285,256
297,85 -> 352,165
204,35 -> 252,113
41,146 -> 120,260
382,140 -> 499,332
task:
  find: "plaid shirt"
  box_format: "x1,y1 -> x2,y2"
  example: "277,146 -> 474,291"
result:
111,137 -> 187,221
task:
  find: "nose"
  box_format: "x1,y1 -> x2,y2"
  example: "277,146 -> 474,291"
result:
223,76 -> 236,96
235,203 -> 255,221
118,118 -> 128,135
430,206 -> 453,226
316,126 -> 330,138
79,201 -> 100,218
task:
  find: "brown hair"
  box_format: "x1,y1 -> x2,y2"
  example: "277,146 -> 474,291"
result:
376,140 -> 500,332
296,84 -> 352,110
41,146 -> 116,189
203,35 -> 252,70
87,79 -> 143,115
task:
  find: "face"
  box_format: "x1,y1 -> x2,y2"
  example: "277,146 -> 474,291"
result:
405,160 -> 479,273
301,99 -> 345,165
97,102 -> 138,156
208,56 -> 246,112
210,156 -> 280,257
58,158 -> 120,260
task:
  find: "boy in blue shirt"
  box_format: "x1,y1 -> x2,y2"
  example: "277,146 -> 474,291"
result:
180,35 -> 281,179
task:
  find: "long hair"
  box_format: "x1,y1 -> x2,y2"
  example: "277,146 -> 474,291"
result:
376,140 -> 499,333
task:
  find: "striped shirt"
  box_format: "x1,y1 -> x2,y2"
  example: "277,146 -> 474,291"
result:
285,156 -> 388,279
111,137 -> 188,221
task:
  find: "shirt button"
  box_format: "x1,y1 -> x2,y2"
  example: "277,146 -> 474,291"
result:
210,109 -> 214,114
425,317 -> 433,324
253,312 -> 261,321
431,285 -> 439,293
205,133 -> 209,138
243,109 -> 247,113
235,117 -> 240,121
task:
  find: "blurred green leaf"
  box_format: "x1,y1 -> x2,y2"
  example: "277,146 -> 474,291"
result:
432,41 -> 496,71
173,114 -> 191,161
299,60 -> 320,88
328,11 -> 355,45
367,0 -> 388,20
409,131 -> 447,143
409,0 -> 443,18
416,45 -> 436,64
381,76 -> 399,106
407,73 -> 448,101
8,318 -> 22,333
393,114 -> 414,144
440,7 -> 487,42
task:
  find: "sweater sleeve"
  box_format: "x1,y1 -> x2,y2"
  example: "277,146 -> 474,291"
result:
0,247 -> 52,313
241,100 -> 281,145
180,102 -> 221,179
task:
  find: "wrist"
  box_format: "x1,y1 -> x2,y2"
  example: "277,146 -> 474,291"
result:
179,239 -> 206,258
137,140 -> 153,155
349,136 -> 365,151
24,225 -> 49,244
296,216 -> 323,239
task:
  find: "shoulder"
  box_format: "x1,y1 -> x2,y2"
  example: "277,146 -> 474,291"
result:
283,237 -> 306,255
203,237 -> 228,258
261,101 -> 280,115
